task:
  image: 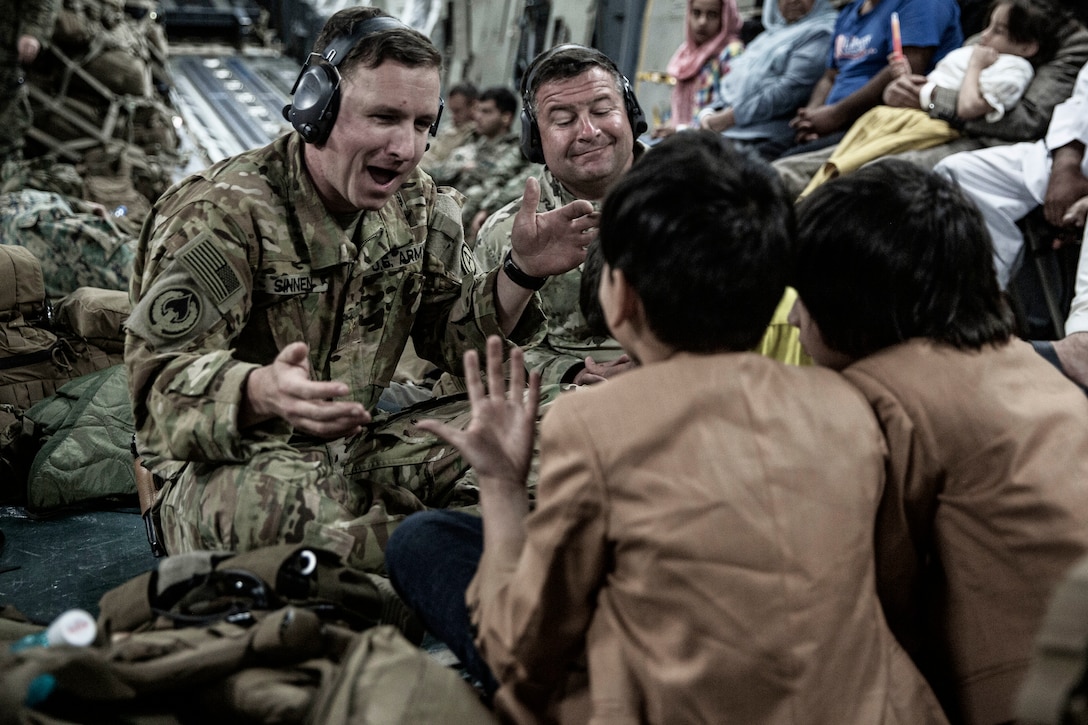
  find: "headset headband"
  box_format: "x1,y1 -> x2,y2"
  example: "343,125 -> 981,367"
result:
284,14 -> 443,146
319,16 -> 409,69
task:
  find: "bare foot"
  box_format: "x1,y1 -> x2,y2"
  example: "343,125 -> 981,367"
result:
1053,332 -> 1088,388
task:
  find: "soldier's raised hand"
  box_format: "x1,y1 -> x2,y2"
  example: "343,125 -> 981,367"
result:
508,176 -> 597,278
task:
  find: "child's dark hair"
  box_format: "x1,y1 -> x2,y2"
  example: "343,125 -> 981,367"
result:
993,0 -> 1068,67
596,130 -> 794,353
792,158 -> 1014,359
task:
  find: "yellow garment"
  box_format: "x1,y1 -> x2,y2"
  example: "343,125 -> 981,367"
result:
800,107 -> 961,198
755,287 -> 812,365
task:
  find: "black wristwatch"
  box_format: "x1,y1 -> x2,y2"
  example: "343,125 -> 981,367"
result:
502,249 -> 548,290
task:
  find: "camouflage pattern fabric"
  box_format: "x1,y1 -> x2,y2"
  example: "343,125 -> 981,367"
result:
0,0 -> 59,163
420,120 -> 474,168
0,189 -> 135,298
126,132 -> 546,572
424,131 -> 530,225
474,163 -> 538,225
475,165 -> 627,387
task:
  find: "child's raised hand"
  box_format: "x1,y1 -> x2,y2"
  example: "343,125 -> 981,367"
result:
415,336 -> 540,490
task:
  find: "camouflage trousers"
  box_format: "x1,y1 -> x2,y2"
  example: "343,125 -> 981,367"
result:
156,384 -> 565,573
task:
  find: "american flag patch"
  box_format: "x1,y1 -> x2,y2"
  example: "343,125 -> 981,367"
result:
177,237 -> 242,306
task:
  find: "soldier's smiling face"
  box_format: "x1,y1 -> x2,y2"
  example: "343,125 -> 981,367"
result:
535,67 -> 634,200
305,60 -> 442,213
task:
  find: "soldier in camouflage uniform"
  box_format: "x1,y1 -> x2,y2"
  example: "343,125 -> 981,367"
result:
474,46 -> 810,389
424,86 -> 529,231
124,8 -> 592,573
0,0 -> 59,164
474,45 -> 646,387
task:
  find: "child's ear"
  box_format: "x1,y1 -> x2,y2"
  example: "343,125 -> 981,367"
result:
602,267 -> 642,332
1025,40 -> 1040,60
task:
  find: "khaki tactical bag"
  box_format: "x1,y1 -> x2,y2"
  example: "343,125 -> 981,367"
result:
0,545 -> 496,725
0,246 -> 118,427
0,247 -> 126,502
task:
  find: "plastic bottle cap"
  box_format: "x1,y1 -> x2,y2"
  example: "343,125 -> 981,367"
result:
45,609 -> 97,647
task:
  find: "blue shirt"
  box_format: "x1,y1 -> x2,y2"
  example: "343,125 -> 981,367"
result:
826,0 -> 962,105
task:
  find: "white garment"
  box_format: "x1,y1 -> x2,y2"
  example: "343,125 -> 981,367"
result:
934,62 -> 1088,305
920,46 -> 1035,122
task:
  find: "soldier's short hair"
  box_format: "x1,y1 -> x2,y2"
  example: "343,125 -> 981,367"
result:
313,7 -> 441,80
597,130 -> 793,353
521,45 -> 625,116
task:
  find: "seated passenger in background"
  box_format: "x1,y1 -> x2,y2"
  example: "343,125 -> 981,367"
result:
936,60 -> 1088,388
768,0 -> 1088,196
776,0 -> 961,159
800,0 -> 1061,197
420,81 -> 477,167
650,0 -> 743,137
881,0 -> 1087,171
935,60 -> 1086,288
789,158 -> 1088,725
424,86 -> 529,230
385,132 -> 949,725
697,0 -> 839,161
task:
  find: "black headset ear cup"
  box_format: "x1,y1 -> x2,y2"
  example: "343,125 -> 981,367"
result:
623,78 -> 648,137
285,58 -> 340,145
519,105 -> 544,164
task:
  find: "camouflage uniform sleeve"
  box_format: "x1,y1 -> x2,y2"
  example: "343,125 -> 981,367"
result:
476,164 -> 537,220
409,187 -> 544,372
23,0 -> 60,42
125,198 -> 268,470
522,345 -> 589,387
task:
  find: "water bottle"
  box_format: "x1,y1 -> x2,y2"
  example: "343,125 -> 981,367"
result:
10,608 -> 97,653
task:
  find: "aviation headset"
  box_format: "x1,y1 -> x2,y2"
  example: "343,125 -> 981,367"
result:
283,15 -> 443,146
519,44 -> 648,164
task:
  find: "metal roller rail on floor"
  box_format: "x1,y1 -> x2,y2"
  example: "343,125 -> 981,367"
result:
167,47 -> 299,170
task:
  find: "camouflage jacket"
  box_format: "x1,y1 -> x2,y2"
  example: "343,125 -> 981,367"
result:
125,132 -> 542,472
474,164 -> 626,387
425,131 -> 530,224
420,121 -> 474,169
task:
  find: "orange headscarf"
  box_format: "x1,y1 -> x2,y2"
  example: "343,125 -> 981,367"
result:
666,0 -> 742,127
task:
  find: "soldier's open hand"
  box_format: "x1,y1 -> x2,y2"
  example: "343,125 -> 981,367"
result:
509,176 -> 597,278
242,341 -> 371,438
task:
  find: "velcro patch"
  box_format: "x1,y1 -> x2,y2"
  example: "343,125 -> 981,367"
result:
368,242 -> 425,274
177,235 -> 243,307
261,273 -> 329,295
147,287 -> 202,338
